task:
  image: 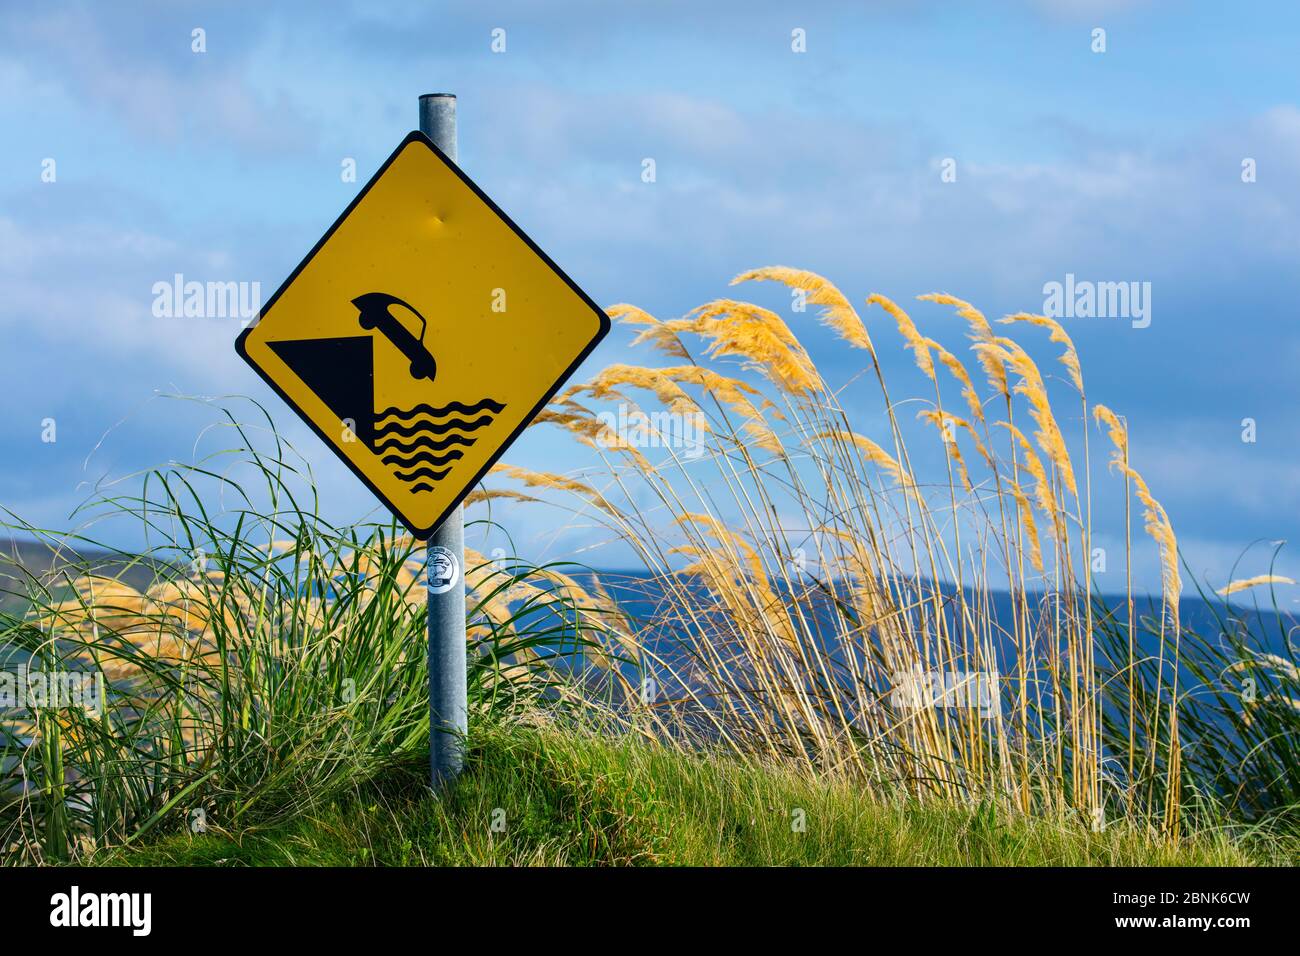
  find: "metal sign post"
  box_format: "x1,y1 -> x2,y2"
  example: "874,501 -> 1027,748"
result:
419,93 -> 467,790
235,90 -> 609,795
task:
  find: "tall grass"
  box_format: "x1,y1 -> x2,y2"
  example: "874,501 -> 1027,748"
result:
0,405 -> 618,863
3,269 -> 1296,865
1094,564 -> 1300,830
480,269 -> 1297,837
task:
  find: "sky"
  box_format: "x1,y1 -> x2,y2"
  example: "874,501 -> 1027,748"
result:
2,0 -> 1298,595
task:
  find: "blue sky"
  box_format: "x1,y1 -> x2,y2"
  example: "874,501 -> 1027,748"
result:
2,0 -> 1298,594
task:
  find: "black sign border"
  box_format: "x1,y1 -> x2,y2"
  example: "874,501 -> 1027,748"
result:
235,130 -> 611,539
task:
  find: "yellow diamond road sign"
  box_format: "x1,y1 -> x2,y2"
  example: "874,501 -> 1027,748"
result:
236,131 -> 609,538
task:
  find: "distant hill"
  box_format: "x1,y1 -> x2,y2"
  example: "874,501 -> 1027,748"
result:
0,536 -> 169,609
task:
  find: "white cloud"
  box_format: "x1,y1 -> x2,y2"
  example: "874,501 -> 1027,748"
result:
3,8 -> 315,153
0,214 -> 250,383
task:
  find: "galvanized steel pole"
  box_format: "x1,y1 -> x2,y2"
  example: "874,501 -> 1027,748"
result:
419,93 -> 466,790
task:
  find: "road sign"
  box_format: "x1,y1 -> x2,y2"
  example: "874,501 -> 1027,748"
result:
236,131 -> 610,538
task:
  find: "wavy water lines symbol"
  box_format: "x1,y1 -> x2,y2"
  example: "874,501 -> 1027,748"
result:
373,414 -> 496,440
374,397 -> 505,492
373,433 -> 476,453
380,449 -> 465,468
375,398 -> 505,421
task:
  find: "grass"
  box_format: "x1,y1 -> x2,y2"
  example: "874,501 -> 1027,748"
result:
100,723 -> 1287,867
4,268 -> 1298,866
477,272 -> 1300,834
0,406 -> 612,863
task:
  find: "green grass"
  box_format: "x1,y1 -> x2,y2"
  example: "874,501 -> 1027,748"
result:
6,397 -> 1296,867
98,724 -> 1290,867
0,403 -> 618,863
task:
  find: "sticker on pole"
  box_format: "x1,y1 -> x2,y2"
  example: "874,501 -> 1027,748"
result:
425,546 -> 460,594
236,131 -> 610,538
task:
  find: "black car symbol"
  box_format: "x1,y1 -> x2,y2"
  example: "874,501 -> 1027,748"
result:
352,292 -> 438,382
